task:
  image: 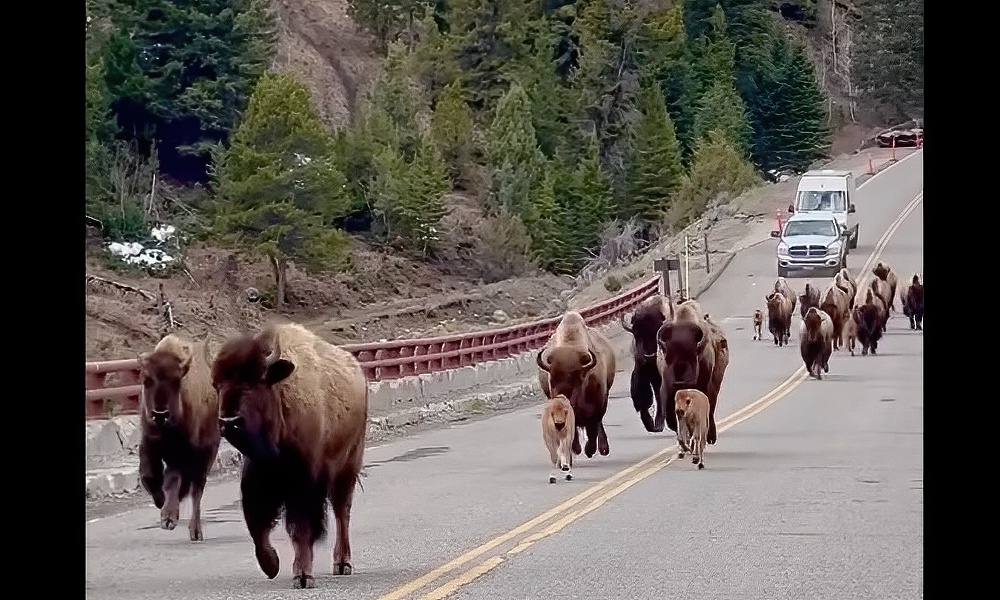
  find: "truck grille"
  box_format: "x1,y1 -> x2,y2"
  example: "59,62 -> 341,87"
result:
788,245 -> 828,257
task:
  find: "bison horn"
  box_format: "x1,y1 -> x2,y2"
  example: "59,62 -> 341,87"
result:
536,349 -> 551,373
263,336 -> 282,366
580,350 -> 597,370
619,312 -> 633,333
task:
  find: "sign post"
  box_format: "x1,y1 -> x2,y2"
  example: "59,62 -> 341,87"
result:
653,257 -> 681,300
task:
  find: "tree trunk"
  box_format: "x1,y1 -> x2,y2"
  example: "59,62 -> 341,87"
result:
270,254 -> 288,308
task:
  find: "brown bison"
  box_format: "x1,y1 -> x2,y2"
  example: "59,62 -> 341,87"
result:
835,268 -> 858,309
656,300 -> 729,445
800,307 -> 834,379
138,335 -> 221,542
620,295 -> 674,433
674,388 -> 711,470
541,394 -> 575,484
819,282 -> 851,351
853,289 -> 885,355
765,291 -> 793,347
538,311 -> 616,458
901,274 -> 924,330
798,282 -> 821,319
212,323 -> 368,589
872,262 -> 900,312
869,278 -> 892,332
772,277 -> 798,314
752,309 -> 763,341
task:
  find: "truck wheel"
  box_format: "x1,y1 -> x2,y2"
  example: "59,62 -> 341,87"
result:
850,225 -> 859,249
778,265 -> 789,278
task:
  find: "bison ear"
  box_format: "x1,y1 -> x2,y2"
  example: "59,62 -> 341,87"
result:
694,324 -> 706,348
536,350 -> 551,373
264,358 -> 295,386
657,323 -> 674,349
579,350 -> 597,371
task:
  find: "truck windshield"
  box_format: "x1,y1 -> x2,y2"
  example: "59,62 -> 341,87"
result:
785,220 -> 838,237
796,190 -> 846,212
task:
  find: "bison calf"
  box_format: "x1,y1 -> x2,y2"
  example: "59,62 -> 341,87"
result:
752,309 -> 763,341
138,334 -> 220,542
674,389 -> 710,470
542,394 -> 575,483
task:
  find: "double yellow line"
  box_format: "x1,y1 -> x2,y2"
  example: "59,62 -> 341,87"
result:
378,189 -> 924,600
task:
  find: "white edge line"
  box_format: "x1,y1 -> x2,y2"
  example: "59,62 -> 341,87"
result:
857,148 -> 922,190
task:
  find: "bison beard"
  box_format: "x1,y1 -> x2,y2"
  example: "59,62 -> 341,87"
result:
854,305 -> 883,355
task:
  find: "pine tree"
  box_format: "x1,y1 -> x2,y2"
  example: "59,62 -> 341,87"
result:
561,137 -> 615,268
485,82 -> 546,215
515,33 -> 578,160
627,84 -> 684,227
212,71 -> 352,306
852,0 -> 924,122
521,161 -> 573,273
430,80 -> 475,180
776,45 -> 830,171
672,130 -> 761,228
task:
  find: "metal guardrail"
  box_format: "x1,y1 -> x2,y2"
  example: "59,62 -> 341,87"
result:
84,275 -> 661,420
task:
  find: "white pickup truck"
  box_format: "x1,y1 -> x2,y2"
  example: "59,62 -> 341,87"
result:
786,169 -> 859,251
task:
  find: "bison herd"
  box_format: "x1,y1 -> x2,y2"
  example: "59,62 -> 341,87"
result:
131,259 -> 922,589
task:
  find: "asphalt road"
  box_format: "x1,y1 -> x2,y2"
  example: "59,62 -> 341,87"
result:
85,151 -> 923,600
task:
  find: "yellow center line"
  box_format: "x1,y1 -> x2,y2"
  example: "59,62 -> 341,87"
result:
379,188 -> 924,600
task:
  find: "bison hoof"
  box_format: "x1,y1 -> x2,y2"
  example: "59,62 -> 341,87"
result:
548,476 -> 557,484
677,452 -> 685,459
916,324 -> 922,331
335,562 -> 353,576
598,444 -> 610,457
698,462 -> 705,470
293,575 -> 316,589
691,455 -> 698,464
256,546 -> 280,579
159,510 -> 179,531
565,473 -> 573,481
189,523 -> 204,542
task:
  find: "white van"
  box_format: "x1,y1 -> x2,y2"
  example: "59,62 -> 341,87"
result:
787,169 -> 859,250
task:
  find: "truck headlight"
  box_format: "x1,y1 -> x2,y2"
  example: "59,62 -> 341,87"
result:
827,241 -> 842,255
777,242 -> 788,255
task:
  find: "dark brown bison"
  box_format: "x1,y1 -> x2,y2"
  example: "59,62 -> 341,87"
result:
872,262 -> 900,312
835,268 -> 858,309
656,300 -> 729,445
538,311 -> 616,458
869,278 -> 892,332
213,323 -> 369,589
798,282 -> 821,319
765,291 -> 793,347
620,295 -> 674,433
853,289 -> 885,355
800,307 -> 834,379
901,274 -> 924,330
138,335 -> 221,541
820,282 -> 851,351
773,277 -> 798,314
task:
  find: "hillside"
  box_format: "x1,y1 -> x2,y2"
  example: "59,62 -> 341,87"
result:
84,0 -> 921,361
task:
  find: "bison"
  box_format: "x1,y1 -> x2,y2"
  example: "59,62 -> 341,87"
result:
800,307 -> 834,379
820,282 -> 851,351
541,394 -> 575,484
842,312 -> 858,356
772,277 -> 798,314
901,274 -> 924,330
853,289 -> 885,355
752,309 -> 763,341
869,278 -> 892,331
138,334 -> 220,542
674,388 -> 710,470
835,268 -> 858,309
656,300 -> 729,445
538,311 -> 616,458
872,262 -> 900,312
798,282 -> 821,319
620,295 -> 674,433
212,323 -> 368,589
765,291 -> 793,347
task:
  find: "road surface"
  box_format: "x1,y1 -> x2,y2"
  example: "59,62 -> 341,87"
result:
85,151 -> 923,600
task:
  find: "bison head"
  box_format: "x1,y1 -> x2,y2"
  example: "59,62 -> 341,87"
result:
548,395 -> 572,432
138,346 -> 192,427
657,321 -> 707,387
620,308 -> 666,365
211,333 -> 295,463
872,262 -> 890,281
674,389 -> 698,421
537,347 -> 598,400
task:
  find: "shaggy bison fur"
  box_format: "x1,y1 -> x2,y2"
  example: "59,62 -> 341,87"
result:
541,394 -> 575,483
773,277 -> 798,314
820,282 -> 851,351
212,323 -> 368,589
620,295 -> 674,433
765,291 -> 793,347
674,388 -> 710,470
538,311 -> 616,459
138,334 -> 221,541
872,262 -> 900,312
901,274 -> 924,330
800,307 -> 834,379
656,300 -> 729,445
798,283 -> 821,319
869,278 -> 892,332
854,289 -> 885,355
835,268 -> 858,310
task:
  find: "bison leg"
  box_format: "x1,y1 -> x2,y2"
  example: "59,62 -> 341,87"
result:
583,423 -> 600,458
676,419 -> 689,457
187,455 -> 213,542
241,459 -> 283,580
331,472 -> 359,576
696,429 -> 706,470
571,427 -> 582,455
596,422 -> 610,456
915,313 -> 923,330
159,467 -> 182,531
870,338 -> 878,355
138,438 -> 165,510
630,369 -> 656,433
285,478 -> 328,589
706,390 -> 719,446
